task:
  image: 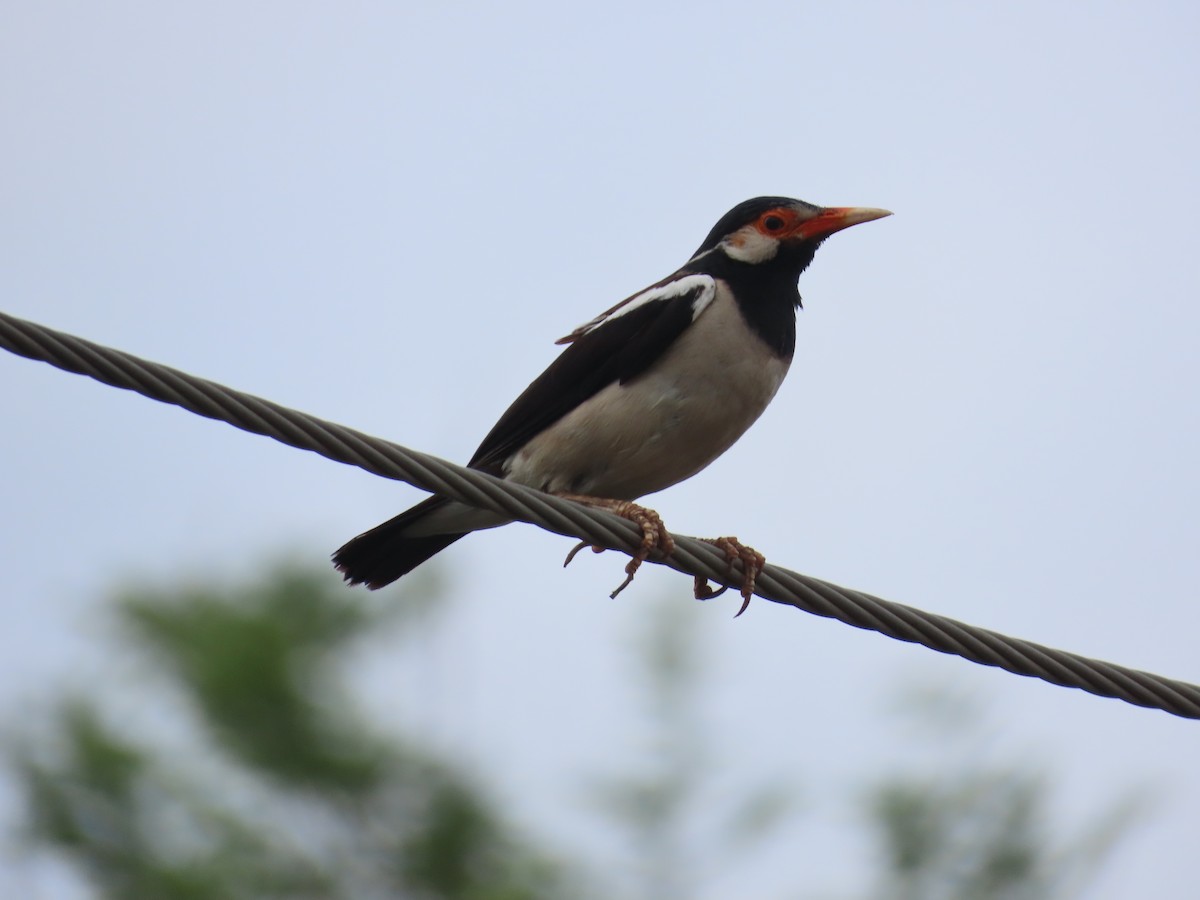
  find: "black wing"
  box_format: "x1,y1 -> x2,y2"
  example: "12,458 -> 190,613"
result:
468,275 -> 714,474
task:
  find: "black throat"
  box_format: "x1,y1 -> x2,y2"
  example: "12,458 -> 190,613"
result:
685,245 -> 817,360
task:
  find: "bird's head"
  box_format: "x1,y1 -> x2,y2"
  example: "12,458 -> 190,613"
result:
691,196 -> 892,273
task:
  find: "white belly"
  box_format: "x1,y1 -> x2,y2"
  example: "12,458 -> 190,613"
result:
505,289 -> 790,499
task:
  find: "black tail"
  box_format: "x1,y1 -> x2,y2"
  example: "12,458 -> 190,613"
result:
333,496 -> 468,590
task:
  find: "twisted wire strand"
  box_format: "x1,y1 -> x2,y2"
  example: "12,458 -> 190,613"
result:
2,309 -> 1197,720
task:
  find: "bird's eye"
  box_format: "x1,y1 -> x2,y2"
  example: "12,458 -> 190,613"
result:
762,214 -> 786,232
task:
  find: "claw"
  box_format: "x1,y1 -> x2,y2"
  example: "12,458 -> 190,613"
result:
556,494 -> 675,598
697,537 -> 765,617
563,540 -> 604,568
609,564 -> 637,599
692,575 -> 729,601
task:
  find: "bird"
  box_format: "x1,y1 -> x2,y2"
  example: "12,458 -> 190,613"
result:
334,196 -> 890,608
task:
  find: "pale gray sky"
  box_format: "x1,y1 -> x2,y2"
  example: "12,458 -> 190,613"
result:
3,3 -> 1198,896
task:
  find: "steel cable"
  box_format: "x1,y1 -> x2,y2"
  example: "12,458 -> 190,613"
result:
2,309 -> 1197,719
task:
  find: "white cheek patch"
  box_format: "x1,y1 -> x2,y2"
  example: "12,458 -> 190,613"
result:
721,226 -> 779,264
560,274 -> 717,341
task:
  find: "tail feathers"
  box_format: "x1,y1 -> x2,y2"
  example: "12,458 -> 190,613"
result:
333,496 -> 468,590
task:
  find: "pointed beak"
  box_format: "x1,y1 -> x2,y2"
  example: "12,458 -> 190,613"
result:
794,206 -> 893,240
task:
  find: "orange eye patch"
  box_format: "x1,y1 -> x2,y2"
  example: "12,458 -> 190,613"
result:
754,208 -> 799,236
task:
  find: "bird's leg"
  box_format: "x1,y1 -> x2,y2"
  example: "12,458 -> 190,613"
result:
556,494 -> 675,598
695,537 -> 765,617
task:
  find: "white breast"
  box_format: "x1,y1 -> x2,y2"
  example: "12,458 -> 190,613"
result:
505,283 -> 790,500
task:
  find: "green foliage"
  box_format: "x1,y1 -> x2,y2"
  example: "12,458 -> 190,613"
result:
592,599 -> 795,900
864,685 -> 1145,900
4,563 -> 1140,900
8,564 -> 572,900
122,567 -> 387,792
872,770 -> 1050,900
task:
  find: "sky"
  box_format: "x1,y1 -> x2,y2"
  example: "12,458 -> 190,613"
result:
2,2 -> 1199,896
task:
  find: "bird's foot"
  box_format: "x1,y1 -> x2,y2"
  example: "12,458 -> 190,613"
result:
694,537 -> 765,617
558,494 -> 675,598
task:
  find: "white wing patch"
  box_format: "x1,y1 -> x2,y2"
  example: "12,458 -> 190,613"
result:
556,274 -> 717,345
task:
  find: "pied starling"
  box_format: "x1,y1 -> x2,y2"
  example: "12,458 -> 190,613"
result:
334,197 -> 891,608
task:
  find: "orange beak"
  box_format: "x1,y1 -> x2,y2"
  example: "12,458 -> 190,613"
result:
794,206 -> 893,240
